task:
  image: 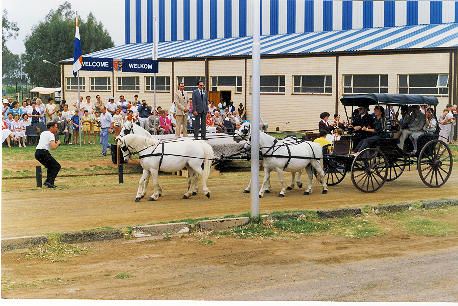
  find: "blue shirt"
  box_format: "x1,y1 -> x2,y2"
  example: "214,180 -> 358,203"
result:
138,105 -> 152,118
100,112 -> 113,128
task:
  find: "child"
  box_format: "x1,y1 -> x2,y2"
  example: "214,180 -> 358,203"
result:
313,130 -> 332,153
113,107 -> 124,137
81,110 -> 92,144
92,111 -> 101,144
11,114 -> 27,147
71,110 -> 80,145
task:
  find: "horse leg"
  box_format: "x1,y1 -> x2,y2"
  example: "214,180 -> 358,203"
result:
287,172 -> 295,190
259,168 -> 271,198
296,170 -> 303,188
141,171 -> 151,198
312,160 -> 328,194
148,169 -> 160,201
304,165 -> 313,195
135,170 -> 149,202
275,167 -> 286,197
183,168 -> 195,199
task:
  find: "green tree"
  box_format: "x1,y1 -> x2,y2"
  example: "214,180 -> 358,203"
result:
23,2 -> 114,87
2,9 -> 22,86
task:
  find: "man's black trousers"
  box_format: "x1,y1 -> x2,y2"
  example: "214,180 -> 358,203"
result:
35,149 -> 61,185
193,112 -> 206,139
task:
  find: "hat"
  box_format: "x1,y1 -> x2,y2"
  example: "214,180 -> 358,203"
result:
3,99 -> 8,104
109,96 -> 114,100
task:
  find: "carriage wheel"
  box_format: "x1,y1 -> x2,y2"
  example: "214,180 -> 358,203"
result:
418,139 -> 453,188
386,152 -> 407,182
351,148 -> 388,193
324,157 -> 347,186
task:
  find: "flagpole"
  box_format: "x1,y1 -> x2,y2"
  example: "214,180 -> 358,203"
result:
78,70 -> 81,147
152,16 -> 158,135
251,0 -> 261,218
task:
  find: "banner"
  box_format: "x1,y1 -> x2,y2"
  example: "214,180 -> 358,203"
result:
81,57 -> 113,72
122,59 -> 158,73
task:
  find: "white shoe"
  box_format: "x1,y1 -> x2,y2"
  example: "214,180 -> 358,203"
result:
18,144 -> 22,147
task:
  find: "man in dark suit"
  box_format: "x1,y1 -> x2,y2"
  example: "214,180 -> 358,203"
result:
191,81 -> 209,140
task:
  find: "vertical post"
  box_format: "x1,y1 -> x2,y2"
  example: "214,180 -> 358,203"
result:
250,0 -> 261,218
118,164 -> 124,184
153,15 -> 159,135
77,70 -> 81,147
36,166 -> 42,187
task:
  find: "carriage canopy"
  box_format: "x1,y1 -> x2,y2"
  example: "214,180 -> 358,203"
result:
340,94 -> 439,107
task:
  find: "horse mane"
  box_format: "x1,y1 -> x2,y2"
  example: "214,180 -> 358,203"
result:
124,134 -> 160,151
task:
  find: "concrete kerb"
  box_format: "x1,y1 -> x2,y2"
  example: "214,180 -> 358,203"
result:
2,199 -> 456,251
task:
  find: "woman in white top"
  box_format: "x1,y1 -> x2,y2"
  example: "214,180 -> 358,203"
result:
11,114 -> 26,147
45,98 -> 57,123
36,98 -> 46,123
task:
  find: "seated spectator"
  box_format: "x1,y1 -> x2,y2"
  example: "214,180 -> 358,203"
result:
238,103 -> 246,120
54,110 -> 70,145
214,111 -> 226,133
206,112 -> 214,127
319,112 -> 335,135
333,128 -> 344,142
228,101 -> 235,113
36,98 -> 46,124
22,114 -> 31,137
147,113 -> 164,135
11,114 -> 26,147
159,110 -> 173,134
352,106 -> 386,154
423,108 -> 437,135
208,101 -> 216,115
10,102 -> 23,118
2,99 -> 10,120
232,111 -> 242,126
2,119 -> 15,148
5,112 -> 14,130
29,102 -> 42,125
20,101 -> 29,115
223,114 -> 235,134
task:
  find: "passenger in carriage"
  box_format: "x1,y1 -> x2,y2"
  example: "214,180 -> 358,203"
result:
352,106 -> 385,155
348,106 -> 374,148
397,105 -> 425,152
423,108 -> 437,135
318,112 -> 335,135
333,114 -> 346,129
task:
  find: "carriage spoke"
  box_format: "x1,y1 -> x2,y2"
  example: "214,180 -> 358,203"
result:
437,165 -> 450,177
353,172 -> 367,179
423,166 -> 434,181
356,173 -> 367,185
436,167 -> 445,183
434,169 -> 438,186
369,174 -> 375,191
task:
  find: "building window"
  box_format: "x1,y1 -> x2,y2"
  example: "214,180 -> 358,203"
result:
90,77 -> 111,91
66,77 -> 85,91
293,75 -> 332,94
260,75 -> 285,93
343,75 -> 388,94
145,76 -> 170,92
117,77 -> 139,91
177,76 -> 205,92
210,76 -> 242,93
398,74 -> 448,95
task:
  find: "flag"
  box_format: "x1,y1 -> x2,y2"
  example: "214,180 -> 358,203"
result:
73,16 -> 83,77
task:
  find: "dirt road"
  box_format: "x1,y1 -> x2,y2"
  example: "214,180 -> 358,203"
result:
2,169 -> 457,238
2,233 -> 457,300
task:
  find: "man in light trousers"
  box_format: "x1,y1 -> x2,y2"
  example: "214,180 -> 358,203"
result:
99,106 -> 114,156
174,82 -> 188,137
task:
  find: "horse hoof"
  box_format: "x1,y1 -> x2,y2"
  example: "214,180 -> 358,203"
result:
264,190 -> 271,194
243,189 -> 250,194
183,195 -> 189,199
205,193 -> 210,199
297,183 -> 303,188
135,197 -> 141,202
140,195 -> 144,199
259,194 -> 263,198
192,192 -> 197,196
278,194 -> 285,198
304,191 -> 310,195
158,194 -> 162,198
322,190 -> 328,194
286,186 -> 292,191
148,197 -> 156,201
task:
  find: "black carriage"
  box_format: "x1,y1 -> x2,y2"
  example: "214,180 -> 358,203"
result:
323,93 -> 453,192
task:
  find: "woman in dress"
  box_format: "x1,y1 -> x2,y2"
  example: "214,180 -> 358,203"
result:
11,114 -> 26,147
439,109 -> 452,143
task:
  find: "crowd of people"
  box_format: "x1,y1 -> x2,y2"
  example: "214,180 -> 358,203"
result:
315,104 -> 457,154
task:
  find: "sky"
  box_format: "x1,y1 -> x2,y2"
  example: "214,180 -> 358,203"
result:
3,0 -> 124,54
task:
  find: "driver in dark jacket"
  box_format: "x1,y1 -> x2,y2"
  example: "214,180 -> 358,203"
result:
349,106 -> 374,149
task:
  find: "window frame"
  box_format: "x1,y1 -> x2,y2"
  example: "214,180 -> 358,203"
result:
292,75 -> 332,95
343,74 -> 388,95
66,77 -> 85,91
210,76 -> 243,94
177,76 -> 206,92
398,73 -> 449,96
145,76 -> 171,92
89,77 -> 111,91
117,76 -> 140,91
250,75 -> 285,94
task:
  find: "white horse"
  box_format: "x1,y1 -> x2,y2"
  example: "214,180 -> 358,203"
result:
119,120 -> 199,195
241,136 -> 303,194
117,133 -> 214,201
234,122 -> 328,197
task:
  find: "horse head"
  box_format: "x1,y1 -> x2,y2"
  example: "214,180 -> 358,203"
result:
119,120 -> 135,137
116,135 -> 131,162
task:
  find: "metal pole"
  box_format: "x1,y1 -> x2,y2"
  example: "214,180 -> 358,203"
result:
250,0 -> 261,218
77,70 -> 81,146
152,16 -> 159,135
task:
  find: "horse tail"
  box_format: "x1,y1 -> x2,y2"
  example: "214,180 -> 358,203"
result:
197,140 -> 214,183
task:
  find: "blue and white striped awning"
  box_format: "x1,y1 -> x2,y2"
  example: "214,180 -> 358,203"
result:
72,23 -> 458,61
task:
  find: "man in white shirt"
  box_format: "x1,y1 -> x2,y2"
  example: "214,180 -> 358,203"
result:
106,97 -> 117,115
35,122 -> 61,188
99,106 -> 114,156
